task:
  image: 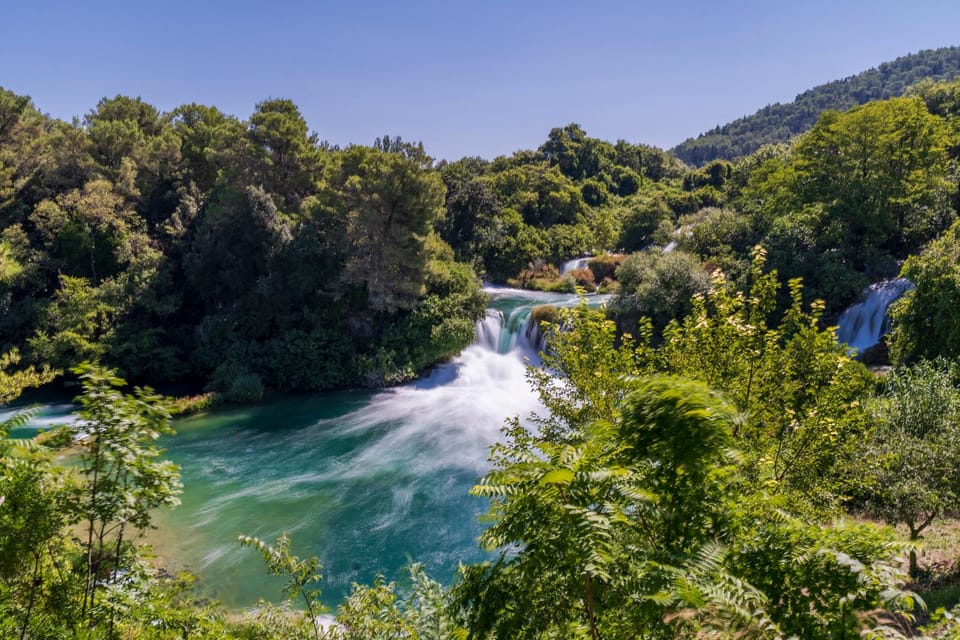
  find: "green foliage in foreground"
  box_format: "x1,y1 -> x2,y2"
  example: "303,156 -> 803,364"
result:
1,364 -> 181,638
445,258 -> 930,639
5,260 -> 960,638
457,372 -> 917,640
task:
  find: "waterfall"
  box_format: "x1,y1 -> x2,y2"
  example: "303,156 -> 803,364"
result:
479,286 -> 611,357
835,278 -> 914,354
560,257 -> 593,275
474,302 -> 548,357
14,285 -> 612,608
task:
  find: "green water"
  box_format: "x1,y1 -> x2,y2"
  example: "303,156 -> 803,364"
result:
152,389 -> 509,608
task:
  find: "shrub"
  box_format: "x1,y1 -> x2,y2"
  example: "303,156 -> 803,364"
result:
587,254 -> 626,281
568,267 -> 595,291
889,220 -> 960,364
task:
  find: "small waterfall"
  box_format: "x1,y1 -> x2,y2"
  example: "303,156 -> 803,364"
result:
835,278 -> 914,354
475,311 -> 505,352
560,256 -> 593,275
475,286 -> 613,360
474,308 -> 541,356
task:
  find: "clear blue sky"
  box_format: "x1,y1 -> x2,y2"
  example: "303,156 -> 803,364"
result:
2,0 -> 958,161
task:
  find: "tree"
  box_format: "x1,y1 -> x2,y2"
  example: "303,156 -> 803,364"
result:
889,219 -> 960,364
0,350 -> 61,640
336,564 -> 466,640
608,249 -> 711,339
240,532 -> 327,640
29,178 -> 145,284
437,166 -> 504,268
457,370 -> 911,640
791,98 -> 953,258
327,145 -> 446,313
69,363 -> 181,628
168,102 -> 249,197
656,251 -> 874,508
746,98 -> 954,275
742,96 -> 956,311
183,184 -> 291,314
0,348 -> 55,405
248,98 -> 321,210
859,359 -> 960,577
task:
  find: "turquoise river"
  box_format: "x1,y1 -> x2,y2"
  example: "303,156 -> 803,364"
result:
7,287 -> 598,608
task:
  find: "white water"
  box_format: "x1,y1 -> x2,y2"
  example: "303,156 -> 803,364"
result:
327,332 -> 543,477
835,278 -> 914,354
0,403 -> 75,431
559,256 -> 593,274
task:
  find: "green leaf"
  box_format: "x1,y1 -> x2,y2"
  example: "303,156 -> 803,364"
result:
540,468 -> 575,485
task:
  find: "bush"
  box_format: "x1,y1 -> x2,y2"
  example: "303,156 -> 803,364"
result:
208,361 -> 264,403
587,254 -> 626,282
529,304 -> 559,327
224,373 -> 264,403
568,267 -> 595,291
608,250 -> 711,338
889,220 -> 960,364
618,197 -> 672,251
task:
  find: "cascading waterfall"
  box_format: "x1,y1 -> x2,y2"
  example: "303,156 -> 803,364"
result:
476,309 -> 541,355
835,278 -> 914,354
11,286 -> 610,608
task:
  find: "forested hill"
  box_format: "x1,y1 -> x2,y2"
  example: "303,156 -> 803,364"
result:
672,46 -> 960,166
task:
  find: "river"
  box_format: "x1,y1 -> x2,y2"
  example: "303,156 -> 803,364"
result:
8,287 -> 595,608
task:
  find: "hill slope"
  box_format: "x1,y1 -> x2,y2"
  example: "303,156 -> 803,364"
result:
672,46 -> 960,166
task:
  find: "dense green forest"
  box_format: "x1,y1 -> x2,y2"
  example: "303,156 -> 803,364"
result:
3,68 -> 959,397
5,60 -> 960,638
0,92 -> 487,398
672,46 -> 960,166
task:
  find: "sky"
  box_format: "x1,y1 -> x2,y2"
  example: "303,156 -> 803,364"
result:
2,0 -> 959,161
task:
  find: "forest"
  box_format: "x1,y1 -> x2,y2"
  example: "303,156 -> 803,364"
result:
672,45 -> 960,166
3,52 -> 960,639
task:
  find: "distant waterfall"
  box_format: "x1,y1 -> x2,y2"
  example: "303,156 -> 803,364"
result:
835,278 -> 914,354
560,257 -> 593,275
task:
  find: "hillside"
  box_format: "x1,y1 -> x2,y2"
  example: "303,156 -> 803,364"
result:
672,46 -> 960,166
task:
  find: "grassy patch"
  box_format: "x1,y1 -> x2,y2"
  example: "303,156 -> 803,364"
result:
170,392 -> 217,416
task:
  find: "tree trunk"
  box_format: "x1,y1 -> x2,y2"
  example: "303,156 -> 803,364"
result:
585,572 -> 600,640
19,552 -> 42,640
